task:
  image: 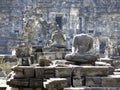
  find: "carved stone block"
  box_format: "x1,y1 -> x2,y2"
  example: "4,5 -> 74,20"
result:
23,66 -> 35,78
102,75 -> 120,87
35,67 -> 55,79
44,78 -> 68,90
12,66 -> 35,78
55,67 -> 73,78
7,78 -> 29,87
73,76 -> 82,87
74,66 -> 114,76
86,77 -> 102,87
39,59 -> 51,66
14,72 -> 24,79
29,79 -> 43,88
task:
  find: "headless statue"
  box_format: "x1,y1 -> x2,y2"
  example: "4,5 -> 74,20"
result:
51,26 -> 66,48
65,34 -> 98,64
16,43 -> 32,66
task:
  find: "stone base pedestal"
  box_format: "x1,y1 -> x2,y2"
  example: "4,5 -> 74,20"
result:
7,63 -> 115,90
64,87 -> 120,90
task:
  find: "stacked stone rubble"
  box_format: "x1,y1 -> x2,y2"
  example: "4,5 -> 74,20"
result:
7,64 -> 115,90
96,58 -> 120,75
7,65 -> 68,90
63,58 -> 120,90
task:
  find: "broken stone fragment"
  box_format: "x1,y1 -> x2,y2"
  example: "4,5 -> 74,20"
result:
7,78 -> 29,87
44,78 -> 68,90
39,59 -> 51,66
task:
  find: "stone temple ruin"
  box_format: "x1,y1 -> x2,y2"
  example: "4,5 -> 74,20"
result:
0,0 -> 120,90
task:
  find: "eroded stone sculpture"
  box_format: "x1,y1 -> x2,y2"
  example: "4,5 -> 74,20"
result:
16,43 -> 32,66
65,34 -> 98,64
51,25 -> 66,48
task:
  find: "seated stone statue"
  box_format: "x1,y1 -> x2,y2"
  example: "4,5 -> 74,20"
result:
43,24 -> 66,52
65,34 -> 98,64
16,43 -> 32,66
51,26 -> 66,48
16,43 -> 32,57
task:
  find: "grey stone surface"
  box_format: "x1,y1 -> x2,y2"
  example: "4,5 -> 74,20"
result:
12,66 -> 34,78
112,60 -> 120,68
39,59 -> 51,66
35,67 -> 55,79
86,77 -> 102,87
42,52 -> 69,60
7,78 -> 29,87
73,76 -> 83,87
14,72 -> 24,79
51,28 -> 66,48
29,79 -> 43,88
65,34 -> 98,64
7,64 -> 116,89
11,66 -> 24,72
44,78 -> 68,90
16,44 -> 32,58
102,76 -> 120,87
64,87 -> 120,90
73,66 -> 114,76
23,66 -> 34,78
0,0 -> 120,54
42,52 -> 56,60
99,58 -> 113,64
80,75 -> 120,87
52,60 -> 75,65
55,67 -> 73,78
95,61 -> 111,66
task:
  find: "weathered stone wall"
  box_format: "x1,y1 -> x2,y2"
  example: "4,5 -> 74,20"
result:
0,0 -> 120,53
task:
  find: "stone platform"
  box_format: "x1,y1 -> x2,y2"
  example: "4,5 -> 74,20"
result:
7,65 -> 115,90
97,58 -> 120,69
64,87 -> 120,90
86,75 -> 120,87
